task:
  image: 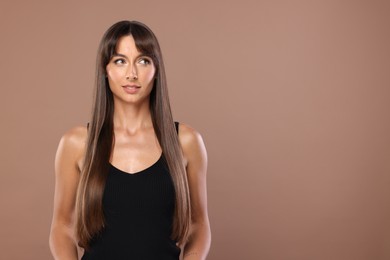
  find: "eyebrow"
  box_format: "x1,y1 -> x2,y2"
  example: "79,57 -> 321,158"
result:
112,52 -> 146,59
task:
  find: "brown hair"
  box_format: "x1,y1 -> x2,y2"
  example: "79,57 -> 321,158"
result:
76,20 -> 191,249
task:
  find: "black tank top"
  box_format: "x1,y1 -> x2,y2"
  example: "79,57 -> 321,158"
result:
81,122 -> 180,260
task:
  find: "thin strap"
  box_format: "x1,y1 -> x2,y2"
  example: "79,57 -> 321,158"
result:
174,121 -> 179,134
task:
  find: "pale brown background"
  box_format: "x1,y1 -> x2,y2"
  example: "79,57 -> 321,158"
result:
1,0 -> 390,259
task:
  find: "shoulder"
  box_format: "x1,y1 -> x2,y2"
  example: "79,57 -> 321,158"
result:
56,126 -> 88,168
177,122 -> 207,166
59,126 -> 88,149
177,123 -> 204,148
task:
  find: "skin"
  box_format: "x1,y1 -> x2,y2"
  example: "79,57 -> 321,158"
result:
49,35 -> 211,260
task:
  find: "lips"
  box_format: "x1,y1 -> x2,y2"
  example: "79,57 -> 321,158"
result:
123,84 -> 141,94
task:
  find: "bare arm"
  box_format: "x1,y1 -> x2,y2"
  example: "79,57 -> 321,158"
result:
179,124 -> 211,260
49,127 -> 86,260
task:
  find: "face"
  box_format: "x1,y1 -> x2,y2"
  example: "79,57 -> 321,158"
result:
106,35 -> 156,105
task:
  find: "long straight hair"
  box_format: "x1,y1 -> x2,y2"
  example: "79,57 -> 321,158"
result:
76,20 -> 191,249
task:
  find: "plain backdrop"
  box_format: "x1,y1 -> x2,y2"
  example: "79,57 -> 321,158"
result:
1,0 -> 390,259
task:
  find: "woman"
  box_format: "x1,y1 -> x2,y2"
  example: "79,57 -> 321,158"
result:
49,20 -> 211,260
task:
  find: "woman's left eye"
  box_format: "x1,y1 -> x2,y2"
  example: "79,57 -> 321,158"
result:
138,58 -> 151,65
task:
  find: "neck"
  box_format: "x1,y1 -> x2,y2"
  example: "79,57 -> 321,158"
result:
112,98 -> 153,133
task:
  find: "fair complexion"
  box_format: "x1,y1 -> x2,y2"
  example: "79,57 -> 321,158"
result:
49,35 -> 210,260
105,35 -> 161,172
179,124 -> 211,260
49,126 -> 86,259
106,36 -> 156,109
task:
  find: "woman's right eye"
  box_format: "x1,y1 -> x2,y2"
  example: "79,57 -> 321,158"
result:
114,58 -> 126,65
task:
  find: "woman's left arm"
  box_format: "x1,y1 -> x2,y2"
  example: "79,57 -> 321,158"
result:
179,124 -> 211,260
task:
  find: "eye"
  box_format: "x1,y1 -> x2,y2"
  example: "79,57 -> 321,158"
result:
138,58 -> 151,65
113,58 -> 126,65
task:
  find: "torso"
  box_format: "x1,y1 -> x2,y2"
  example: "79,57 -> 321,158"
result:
79,122 -> 182,259
81,153 -> 180,260
67,121 -> 201,259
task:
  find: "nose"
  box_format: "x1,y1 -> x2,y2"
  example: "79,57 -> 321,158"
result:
126,64 -> 138,80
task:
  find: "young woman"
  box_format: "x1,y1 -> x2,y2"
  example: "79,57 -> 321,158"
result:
49,20 -> 211,260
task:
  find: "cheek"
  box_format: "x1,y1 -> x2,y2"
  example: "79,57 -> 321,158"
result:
106,67 -> 123,83
145,67 -> 156,82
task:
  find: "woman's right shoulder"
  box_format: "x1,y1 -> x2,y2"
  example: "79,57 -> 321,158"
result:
56,126 -> 88,165
60,126 -> 88,148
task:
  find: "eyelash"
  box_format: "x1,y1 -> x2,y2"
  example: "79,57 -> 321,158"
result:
113,58 -> 151,65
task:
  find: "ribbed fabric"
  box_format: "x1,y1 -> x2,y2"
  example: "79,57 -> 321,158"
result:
81,122 -> 180,260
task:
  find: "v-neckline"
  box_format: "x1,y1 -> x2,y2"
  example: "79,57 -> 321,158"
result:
109,154 -> 163,175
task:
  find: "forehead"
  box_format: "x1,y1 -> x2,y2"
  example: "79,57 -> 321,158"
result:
115,35 -> 141,55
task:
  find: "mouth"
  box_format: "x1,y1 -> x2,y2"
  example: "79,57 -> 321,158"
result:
122,84 -> 141,94
123,84 -> 141,89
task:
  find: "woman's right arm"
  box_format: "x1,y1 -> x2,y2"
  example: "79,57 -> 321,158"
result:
49,127 -> 87,260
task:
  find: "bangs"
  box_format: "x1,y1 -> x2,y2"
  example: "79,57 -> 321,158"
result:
103,21 -> 160,67
132,27 -> 159,61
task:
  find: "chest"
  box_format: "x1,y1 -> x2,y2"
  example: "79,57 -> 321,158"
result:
102,158 -> 176,219
110,130 -> 162,174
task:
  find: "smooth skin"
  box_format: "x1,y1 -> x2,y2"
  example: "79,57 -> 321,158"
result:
49,36 -> 211,260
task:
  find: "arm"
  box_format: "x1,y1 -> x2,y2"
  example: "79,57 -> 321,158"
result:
49,127 -> 86,260
179,124 -> 211,260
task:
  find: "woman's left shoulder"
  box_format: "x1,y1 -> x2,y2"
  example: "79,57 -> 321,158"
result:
177,122 -> 207,163
177,123 -> 204,145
